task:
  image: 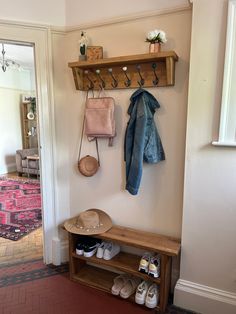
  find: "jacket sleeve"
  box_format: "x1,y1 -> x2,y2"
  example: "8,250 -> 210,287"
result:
125,98 -> 146,195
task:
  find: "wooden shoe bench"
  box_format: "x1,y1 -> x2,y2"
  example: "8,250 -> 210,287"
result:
68,225 -> 181,313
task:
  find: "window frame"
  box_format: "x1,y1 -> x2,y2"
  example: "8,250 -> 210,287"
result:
212,0 -> 236,147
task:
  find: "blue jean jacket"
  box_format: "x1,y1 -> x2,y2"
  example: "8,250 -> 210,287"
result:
125,89 -> 165,195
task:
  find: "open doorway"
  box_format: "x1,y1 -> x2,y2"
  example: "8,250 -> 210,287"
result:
0,22 -> 59,266
0,41 -> 43,265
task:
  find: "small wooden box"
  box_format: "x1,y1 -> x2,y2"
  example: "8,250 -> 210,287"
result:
86,46 -> 103,61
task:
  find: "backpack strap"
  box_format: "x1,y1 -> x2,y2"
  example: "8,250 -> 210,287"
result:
78,91 -> 100,165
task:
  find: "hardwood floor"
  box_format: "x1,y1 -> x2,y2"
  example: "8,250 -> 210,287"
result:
0,227 -> 43,266
1,171 -> 39,181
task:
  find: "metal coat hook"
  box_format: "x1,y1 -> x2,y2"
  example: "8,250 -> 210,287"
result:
136,65 -> 145,87
152,63 -> 159,86
95,69 -> 106,88
108,68 -> 118,88
84,70 -> 94,90
122,66 -> 131,87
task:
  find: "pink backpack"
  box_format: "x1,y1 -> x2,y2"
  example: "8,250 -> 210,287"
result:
85,91 -> 116,146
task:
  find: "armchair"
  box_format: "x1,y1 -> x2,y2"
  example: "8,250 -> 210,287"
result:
16,148 -> 39,176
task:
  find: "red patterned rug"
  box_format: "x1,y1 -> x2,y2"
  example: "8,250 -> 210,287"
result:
0,177 -> 41,241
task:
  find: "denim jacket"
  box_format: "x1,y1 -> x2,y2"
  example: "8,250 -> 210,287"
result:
125,89 -> 165,195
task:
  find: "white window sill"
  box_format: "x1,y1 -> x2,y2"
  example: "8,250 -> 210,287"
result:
212,141 -> 236,147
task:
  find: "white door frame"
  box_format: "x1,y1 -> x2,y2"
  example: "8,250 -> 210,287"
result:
0,20 -> 58,264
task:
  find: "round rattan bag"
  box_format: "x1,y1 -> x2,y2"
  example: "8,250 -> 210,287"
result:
78,155 -> 99,177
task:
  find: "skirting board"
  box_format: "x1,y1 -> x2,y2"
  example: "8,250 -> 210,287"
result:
0,163 -> 16,175
52,238 -> 69,265
174,279 -> 236,314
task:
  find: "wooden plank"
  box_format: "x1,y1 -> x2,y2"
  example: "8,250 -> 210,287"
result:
80,61 -> 168,90
159,255 -> 172,313
166,56 -> 175,86
68,51 -> 178,69
72,251 -> 161,284
96,225 -> 181,256
72,264 -> 117,292
68,51 -> 178,90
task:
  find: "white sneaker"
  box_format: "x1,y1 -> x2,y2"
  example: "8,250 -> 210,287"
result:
138,252 -> 153,274
96,242 -> 109,258
145,283 -> 159,308
148,255 -> 161,278
103,242 -> 120,260
135,281 -> 150,305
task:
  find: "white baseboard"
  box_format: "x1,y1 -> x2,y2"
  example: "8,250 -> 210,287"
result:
8,163 -> 16,173
52,238 -> 68,265
174,279 -> 236,314
0,163 -> 16,174
60,240 -> 69,263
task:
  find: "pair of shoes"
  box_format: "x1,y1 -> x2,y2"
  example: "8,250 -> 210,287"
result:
96,242 -> 120,260
135,281 -> 159,308
138,252 -> 161,278
76,237 -> 101,258
111,274 -> 141,298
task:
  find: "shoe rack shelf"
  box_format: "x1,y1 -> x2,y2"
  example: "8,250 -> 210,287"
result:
72,251 -> 161,284
68,225 -> 180,313
68,51 -> 178,91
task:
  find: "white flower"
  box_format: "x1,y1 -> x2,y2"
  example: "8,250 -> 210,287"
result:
146,28 -> 167,44
147,30 -> 156,41
158,30 -> 167,43
154,29 -> 160,36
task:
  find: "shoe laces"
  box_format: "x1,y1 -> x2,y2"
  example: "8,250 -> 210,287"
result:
106,242 -> 113,251
150,255 -> 160,266
147,285 -> 157,298
141,252 -> 152,262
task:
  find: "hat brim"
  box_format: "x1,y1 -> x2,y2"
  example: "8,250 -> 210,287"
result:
64,208 -> 112,235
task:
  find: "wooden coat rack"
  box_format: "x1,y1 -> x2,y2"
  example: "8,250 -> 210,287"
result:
68,51 -> 178,91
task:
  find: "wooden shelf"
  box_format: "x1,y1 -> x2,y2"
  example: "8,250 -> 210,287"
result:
69,51 -> 178,68
68,225 -> 180,313
72,251 -> 161,284
97,225 -> 181,257
68,51 -> 178,90
20,103 -> 38,149
24,119 -> 36,122
72,264 -> 117,292
72,264 -> 160,311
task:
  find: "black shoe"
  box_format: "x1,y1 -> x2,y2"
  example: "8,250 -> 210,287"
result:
83,239 -> 101,257
76,237 -> 101,257
76,236 -> 89,255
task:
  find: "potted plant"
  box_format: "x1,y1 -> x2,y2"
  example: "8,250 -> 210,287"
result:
79,31 -> 89,61
146,29 -> 167,53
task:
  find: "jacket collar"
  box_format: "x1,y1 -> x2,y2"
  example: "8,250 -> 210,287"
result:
128,88 -> 160,114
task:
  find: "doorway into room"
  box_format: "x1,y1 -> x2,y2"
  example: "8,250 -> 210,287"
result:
0,41 -> 43,266
0,22 -> 58,266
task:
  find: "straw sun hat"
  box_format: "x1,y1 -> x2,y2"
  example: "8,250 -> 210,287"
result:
64,209 -> 112,235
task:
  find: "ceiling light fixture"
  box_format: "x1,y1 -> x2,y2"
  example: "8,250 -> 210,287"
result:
0,43 -> 21,72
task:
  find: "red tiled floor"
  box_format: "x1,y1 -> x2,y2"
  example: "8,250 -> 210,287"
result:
0,270 -> 153,314
0,260 -> 195,314
0,259 -> 43,277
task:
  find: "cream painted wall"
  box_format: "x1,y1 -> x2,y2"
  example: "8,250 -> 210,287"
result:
0,0 -> 189,27
0,0 -> 65,26
65,0 -> 189,26
0,87 -> 22,173
174,0 -> 236,313
57,9 -> 192,238
0,69 -> 34,174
